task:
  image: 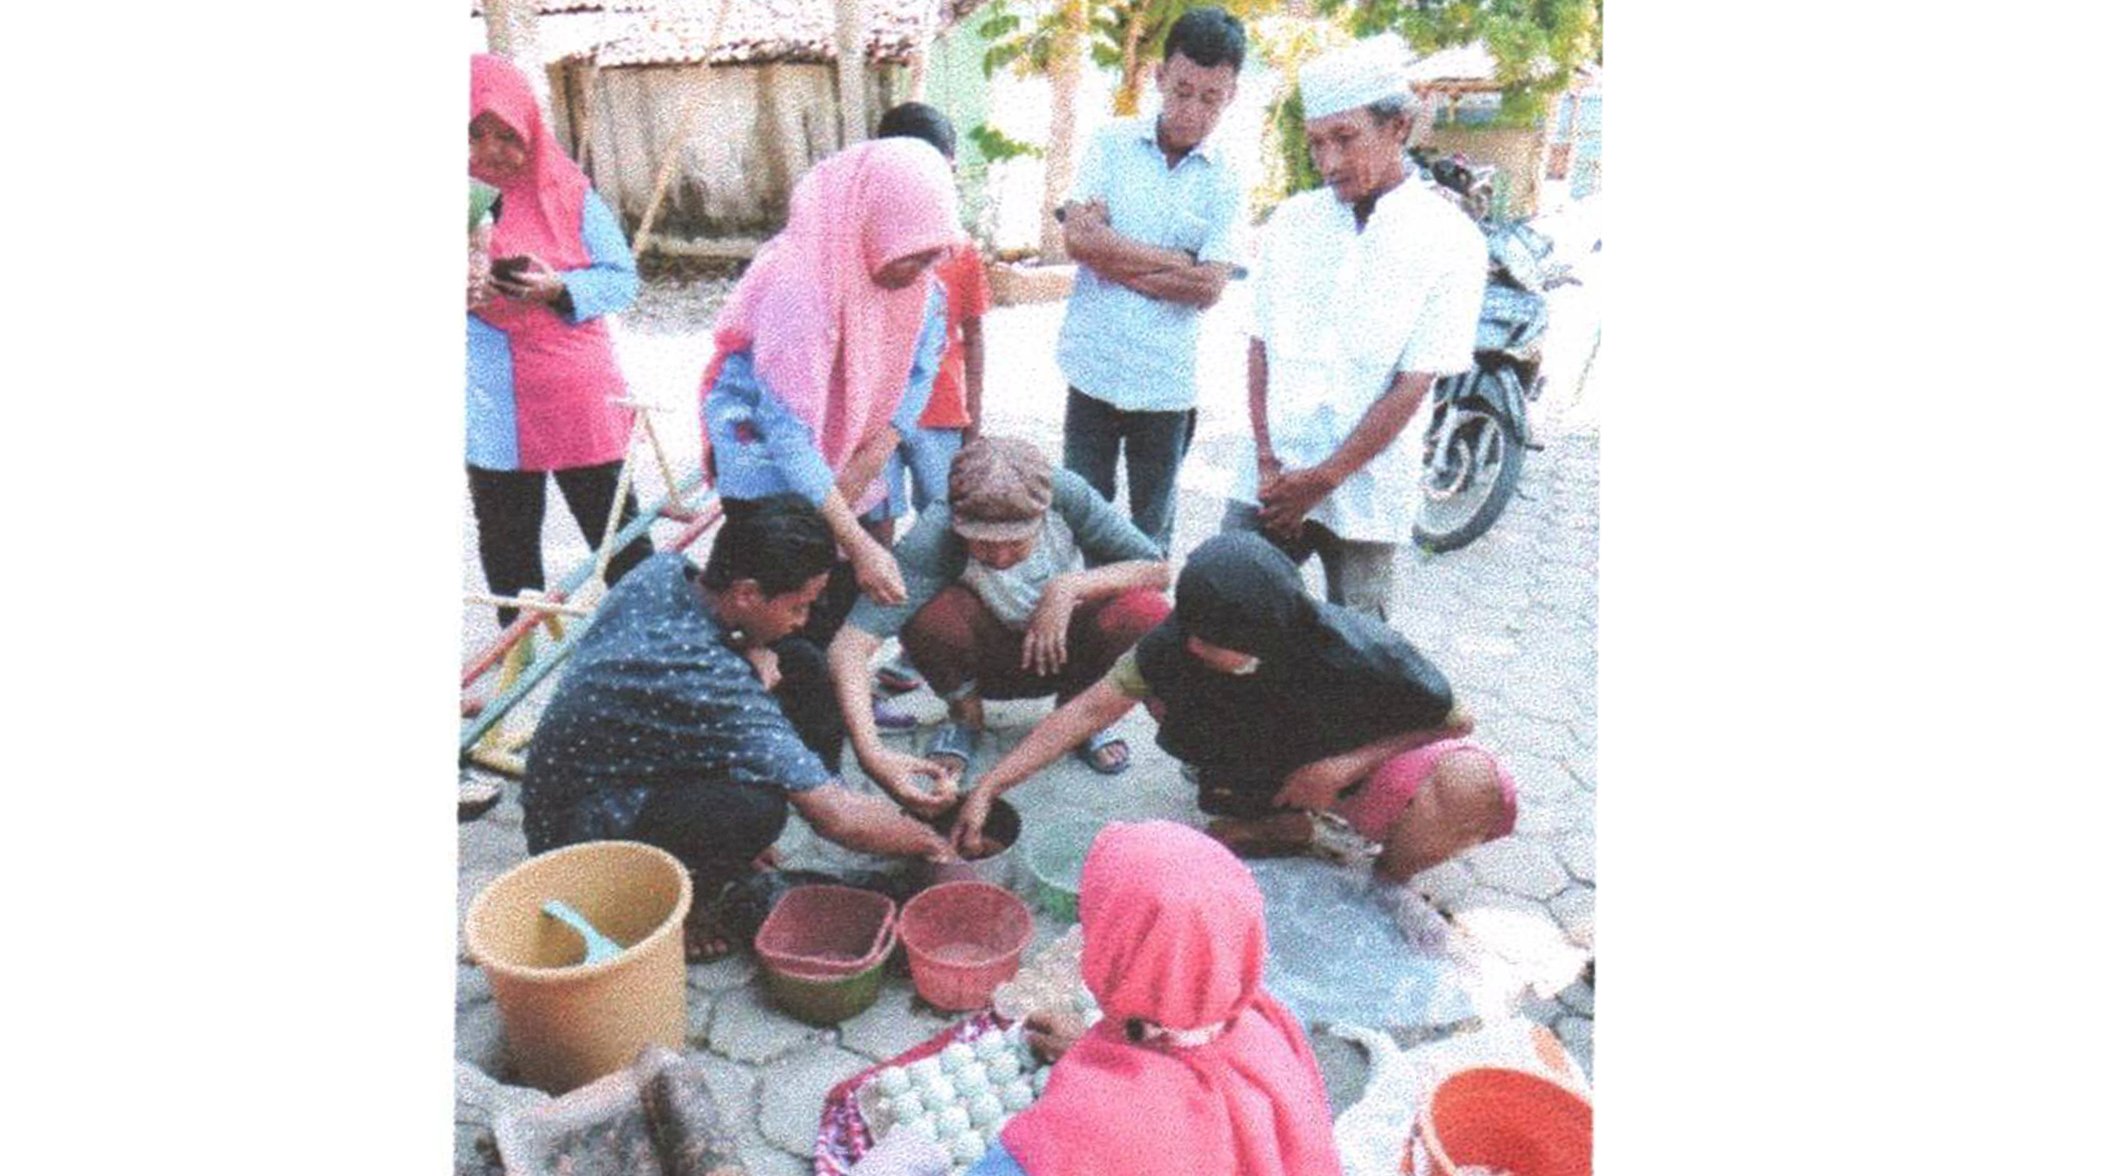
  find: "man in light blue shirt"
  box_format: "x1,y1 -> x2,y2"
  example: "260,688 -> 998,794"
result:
1054,6 -> 1249,553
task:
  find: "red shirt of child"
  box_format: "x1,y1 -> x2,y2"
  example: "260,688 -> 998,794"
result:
919,241 -> 992,430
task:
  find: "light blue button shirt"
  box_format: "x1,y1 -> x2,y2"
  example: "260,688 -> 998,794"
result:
703,282 -> 945,504
1054,117 -> 1247,413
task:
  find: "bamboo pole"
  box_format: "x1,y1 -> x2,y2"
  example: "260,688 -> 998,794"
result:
630,0 -> 739,256
464,593 -> 593,618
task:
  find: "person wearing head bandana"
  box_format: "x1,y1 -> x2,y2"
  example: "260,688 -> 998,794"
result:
466,54 -> 655,629
930,820 -> 1338,1176
953,532 -> 1514,883
1225,35 -> 1490,621
699,137 -> 963,651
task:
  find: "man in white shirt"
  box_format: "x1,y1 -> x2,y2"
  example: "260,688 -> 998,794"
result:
1228,36 -> 1490,620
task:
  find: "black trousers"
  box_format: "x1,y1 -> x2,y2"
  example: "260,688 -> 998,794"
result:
467,461 -> 655,626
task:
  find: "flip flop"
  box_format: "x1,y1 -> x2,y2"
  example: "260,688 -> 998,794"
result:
875,658 -> 924,695
872,697 -> 918,732
924,722 -> 981,774
1075,723 -> 1131,776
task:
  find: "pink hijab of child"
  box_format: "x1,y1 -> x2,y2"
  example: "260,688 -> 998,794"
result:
706,139 -> 961,512
1000,821 -> 1342,1176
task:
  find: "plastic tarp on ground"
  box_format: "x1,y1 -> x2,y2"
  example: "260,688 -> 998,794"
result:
1250,859 -> 1475,1031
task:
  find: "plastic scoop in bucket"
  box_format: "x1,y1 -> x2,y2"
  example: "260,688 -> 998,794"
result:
540,899 -> 624,965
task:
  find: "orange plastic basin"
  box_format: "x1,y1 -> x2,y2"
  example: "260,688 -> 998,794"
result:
1418,1066 -> 1592,1176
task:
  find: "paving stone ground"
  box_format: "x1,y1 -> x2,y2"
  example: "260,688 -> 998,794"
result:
455,243 -> 1601,1170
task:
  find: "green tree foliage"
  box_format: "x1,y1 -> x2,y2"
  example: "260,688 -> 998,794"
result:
978,0 -> 1282,116
1319,0 -> 1600,126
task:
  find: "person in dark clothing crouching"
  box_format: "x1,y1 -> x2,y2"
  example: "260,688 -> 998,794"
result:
523,494 -> 958,958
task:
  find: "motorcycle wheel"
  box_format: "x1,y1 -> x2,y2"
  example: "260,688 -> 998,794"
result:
1411,400 -> 1525,553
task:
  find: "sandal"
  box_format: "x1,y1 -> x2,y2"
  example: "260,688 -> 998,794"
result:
872,697 -> 918,732
875,658 -> 924,695
1075,723 -> 1131,776
924,722 -> 981,774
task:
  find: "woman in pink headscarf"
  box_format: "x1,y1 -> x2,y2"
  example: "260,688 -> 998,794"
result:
700,138 -> 963,649
966,820 -> 1342,1176
467,54 -> 653,627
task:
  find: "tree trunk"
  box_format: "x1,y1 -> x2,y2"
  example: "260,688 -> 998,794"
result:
834,0 -> 870,147
482,0 -> 551,123
1114,7 -> 1149,117
1039,0 -> 1088,262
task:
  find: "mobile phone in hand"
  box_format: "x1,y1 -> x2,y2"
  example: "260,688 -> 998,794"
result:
492,255 -> 534,282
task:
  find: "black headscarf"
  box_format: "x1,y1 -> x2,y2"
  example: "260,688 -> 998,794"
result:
1136,533 -> 1456,803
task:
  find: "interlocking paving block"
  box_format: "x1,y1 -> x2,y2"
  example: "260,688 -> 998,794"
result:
839,980 -> 958,1062
758,1044 -> 872,1154
1506,755 -> 1579,806
691,1051 -> 760,1132
456,999 -> 509,1074
740,1142 -> 811,1176
1554,1013 -> 1594,1078
1555,832 -> 1596,883
705,983 -> 836,1064
1557,976 -> 1595,1016
1547,885 -> 1596,950
1448,888 -> 1589,999
687,953 -> 758,996
458,963 -> 493,1010
1464,836 -> 1572,901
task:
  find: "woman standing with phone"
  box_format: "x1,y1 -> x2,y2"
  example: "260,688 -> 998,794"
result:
466,54 -> 652,627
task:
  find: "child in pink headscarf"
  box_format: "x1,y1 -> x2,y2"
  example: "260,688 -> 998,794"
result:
975,820 -> 1342,1176
701,138 -> 963,648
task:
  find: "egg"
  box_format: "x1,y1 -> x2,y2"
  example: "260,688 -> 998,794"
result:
953,1067 -> 989,1098
875,1066 -> 911,1097
1000,1080 -> 1034,1111
898,1116 -> 941,1144
950,1130 -> 986,1164
938,1105 -> 972,1136
942,1042 -> 977,1071
919,1078 -> 955,1111
967,1091 -> 1003,1126
974,1031 -> 1008,1058
1031,1067 -> 1049,1095
889,1091 -> 925,1123
984,1054 -> 1019,1084
908,1057 -> 943,1085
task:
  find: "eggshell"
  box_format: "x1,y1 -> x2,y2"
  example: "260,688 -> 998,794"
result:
1000,1080 -> 1034,1111
875,1066 -> 911,1096
889,1091 -> 925,1123
984,1054 -> 1019,1084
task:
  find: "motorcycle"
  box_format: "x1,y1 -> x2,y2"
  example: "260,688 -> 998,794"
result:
1407,148 -> 1578,553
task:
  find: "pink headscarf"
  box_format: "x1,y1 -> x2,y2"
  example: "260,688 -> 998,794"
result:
704,139 -> 960,507
1000,822 -> 1343,1176
470,55 -> 593,285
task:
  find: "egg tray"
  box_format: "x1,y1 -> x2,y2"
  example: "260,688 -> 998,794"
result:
857,1028 -> 1047,1164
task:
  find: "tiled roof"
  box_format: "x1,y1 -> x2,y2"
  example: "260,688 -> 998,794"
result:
469,0 -> 983,66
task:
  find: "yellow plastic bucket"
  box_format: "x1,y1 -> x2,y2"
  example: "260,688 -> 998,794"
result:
463,840 -> 692,1093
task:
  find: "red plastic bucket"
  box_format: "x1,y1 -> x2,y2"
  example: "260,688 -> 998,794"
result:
896,881 -> 1034,1011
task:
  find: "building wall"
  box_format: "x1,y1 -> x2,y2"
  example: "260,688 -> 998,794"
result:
576,61 -> 901,240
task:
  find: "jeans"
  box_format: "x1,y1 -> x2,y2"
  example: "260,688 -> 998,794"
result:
865,425 -> 966,523
466,461 -> 654,627
1061,388 -> 1196,554
1221,500 -> 1399,622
